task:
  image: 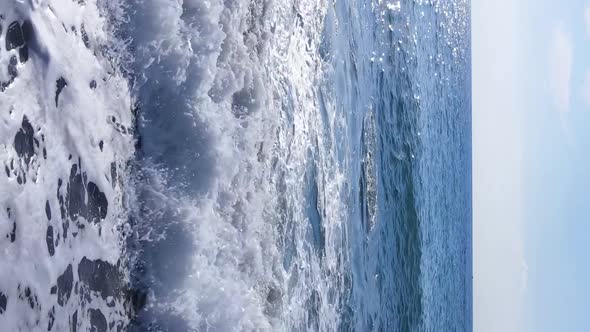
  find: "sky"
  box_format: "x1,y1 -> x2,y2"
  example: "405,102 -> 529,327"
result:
473,0 -> 526,330
474,0 -> 590,331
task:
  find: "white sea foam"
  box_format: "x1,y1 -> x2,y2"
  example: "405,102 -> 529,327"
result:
0,0 -> 133,330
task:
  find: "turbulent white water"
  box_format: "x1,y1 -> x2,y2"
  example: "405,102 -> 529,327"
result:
124,0 -> 350,330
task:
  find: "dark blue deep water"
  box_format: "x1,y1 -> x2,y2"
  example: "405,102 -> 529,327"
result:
323,0 -> 472,330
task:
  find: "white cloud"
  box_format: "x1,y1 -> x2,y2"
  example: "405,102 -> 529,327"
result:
550,25 -> 573,114
582,70 -> 590,107
520,259 -> 529,294
585,6 -> 590,36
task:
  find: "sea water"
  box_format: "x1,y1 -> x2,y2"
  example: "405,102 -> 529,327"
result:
0,0 -> 471,331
